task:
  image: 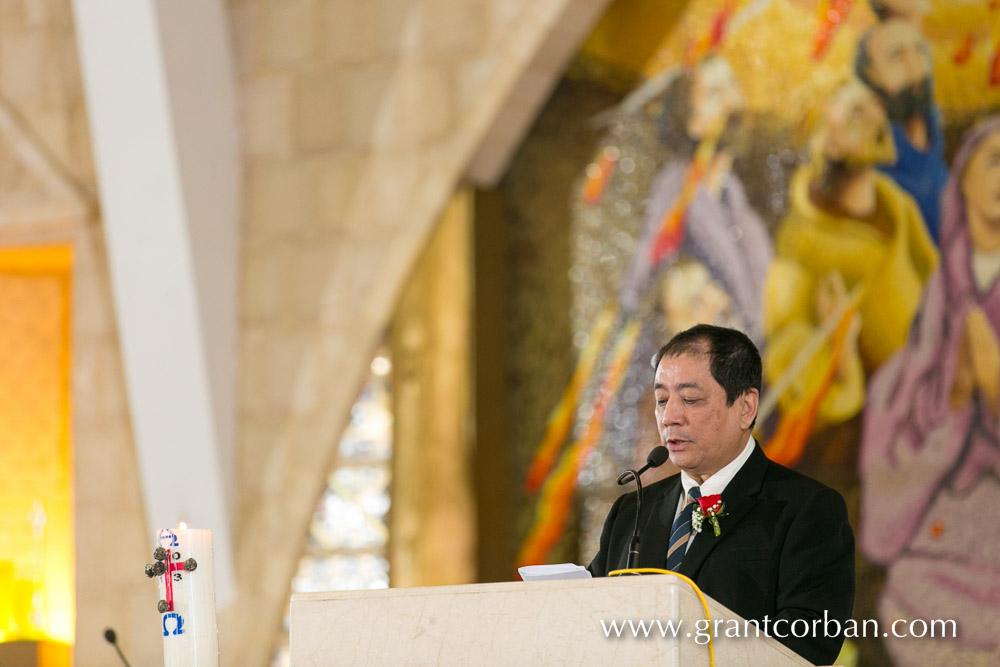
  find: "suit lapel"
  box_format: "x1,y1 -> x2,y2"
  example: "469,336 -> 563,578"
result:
676,444 -> 768,578
638,476 -> 681,569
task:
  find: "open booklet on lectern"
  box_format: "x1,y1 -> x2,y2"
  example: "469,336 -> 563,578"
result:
517,563 -> 592,582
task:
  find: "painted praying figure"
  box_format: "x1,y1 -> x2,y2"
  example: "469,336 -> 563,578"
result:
859,116 -> 1000,666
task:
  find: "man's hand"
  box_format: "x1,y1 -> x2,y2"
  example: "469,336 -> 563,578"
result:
951,314 -> 975,410
814,270 -> 848,324
952,307 -> 1000,415
705,151 -> 733,198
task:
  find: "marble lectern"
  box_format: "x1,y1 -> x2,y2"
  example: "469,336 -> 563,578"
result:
290,575 -> 816,665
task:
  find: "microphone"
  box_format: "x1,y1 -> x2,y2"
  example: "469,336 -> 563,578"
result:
104,628 -> 133,667
636,445 -> 669,477
616,445 -> 670,570
616,445 -> 669,486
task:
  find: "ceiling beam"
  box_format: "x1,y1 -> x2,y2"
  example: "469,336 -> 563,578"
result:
71,0 -> 240,604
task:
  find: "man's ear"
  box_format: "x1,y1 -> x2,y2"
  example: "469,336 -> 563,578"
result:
740,388 -> 759,430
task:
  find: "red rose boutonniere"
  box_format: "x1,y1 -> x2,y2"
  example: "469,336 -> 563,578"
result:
692,494 -> 727,537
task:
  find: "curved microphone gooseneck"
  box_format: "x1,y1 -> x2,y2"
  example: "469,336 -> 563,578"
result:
616,445 -> 670,570
616,468 -> 643,569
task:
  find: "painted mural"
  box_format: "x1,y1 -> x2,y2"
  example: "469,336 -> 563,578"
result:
517,1 -> 1000,665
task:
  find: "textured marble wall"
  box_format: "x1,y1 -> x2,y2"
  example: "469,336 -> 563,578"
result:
224,0 -> 609,663
2,0 -> 611,664
0,1 -> 155,665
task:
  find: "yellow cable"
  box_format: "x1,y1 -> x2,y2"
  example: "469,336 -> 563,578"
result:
608,568 -> 715,667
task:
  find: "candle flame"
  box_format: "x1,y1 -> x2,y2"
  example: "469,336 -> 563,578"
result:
179,521 -> 188,530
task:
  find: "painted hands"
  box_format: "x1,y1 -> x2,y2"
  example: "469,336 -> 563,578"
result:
952,306 -> 1000,416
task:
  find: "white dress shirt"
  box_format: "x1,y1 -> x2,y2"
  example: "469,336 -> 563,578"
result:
673,435 -> 757,551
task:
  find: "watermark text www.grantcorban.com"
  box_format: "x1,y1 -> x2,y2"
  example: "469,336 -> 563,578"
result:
601,611 -> 957,645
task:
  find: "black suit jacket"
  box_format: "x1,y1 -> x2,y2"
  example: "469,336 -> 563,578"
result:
587,444 -> 854,665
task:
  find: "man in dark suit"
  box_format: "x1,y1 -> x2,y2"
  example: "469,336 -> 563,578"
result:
587,324 -> 854,665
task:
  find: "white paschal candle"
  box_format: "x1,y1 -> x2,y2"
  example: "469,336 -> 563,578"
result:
156,526 -> 219,666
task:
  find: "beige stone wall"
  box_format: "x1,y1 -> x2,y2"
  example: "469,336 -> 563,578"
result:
2,0 -> 608,664
0,1 -> 93,191
226,1 -> 608,663
0,2 -> 159,666
71,224 -> 162,666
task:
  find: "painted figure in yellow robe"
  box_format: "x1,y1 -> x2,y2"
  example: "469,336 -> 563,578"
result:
764,79 -> 938,432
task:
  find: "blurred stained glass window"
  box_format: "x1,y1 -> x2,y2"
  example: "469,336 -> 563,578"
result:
271,350 -> 393,666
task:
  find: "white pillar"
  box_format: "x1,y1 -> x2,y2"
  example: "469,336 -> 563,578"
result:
71,0 -> 240,604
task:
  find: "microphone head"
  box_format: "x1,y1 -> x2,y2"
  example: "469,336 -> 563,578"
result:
104,628 -> 117,644
646,445 -> 669,468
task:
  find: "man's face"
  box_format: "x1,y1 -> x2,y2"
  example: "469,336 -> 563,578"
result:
820,80 -> 896,167
653,351 -> 757,480
686,58 -> 744,141
963,129 -> 1000,240
863,19 -> 933,123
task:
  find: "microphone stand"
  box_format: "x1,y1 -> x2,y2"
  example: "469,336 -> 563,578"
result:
616,469 -> 643,569
616,445 -> 669,572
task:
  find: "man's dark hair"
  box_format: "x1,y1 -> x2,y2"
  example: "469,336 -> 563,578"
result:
854,30 -> 877,90
658,55 -> 744,160
651,324 -> 762,407
854,27 -> 933,124
868,0 -> 892,21
658,64 -> 700,159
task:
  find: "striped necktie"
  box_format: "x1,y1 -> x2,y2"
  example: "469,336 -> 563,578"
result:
665,486 -> 701,571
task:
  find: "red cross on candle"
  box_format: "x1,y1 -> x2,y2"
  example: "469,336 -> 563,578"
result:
162,549 -> 189,612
